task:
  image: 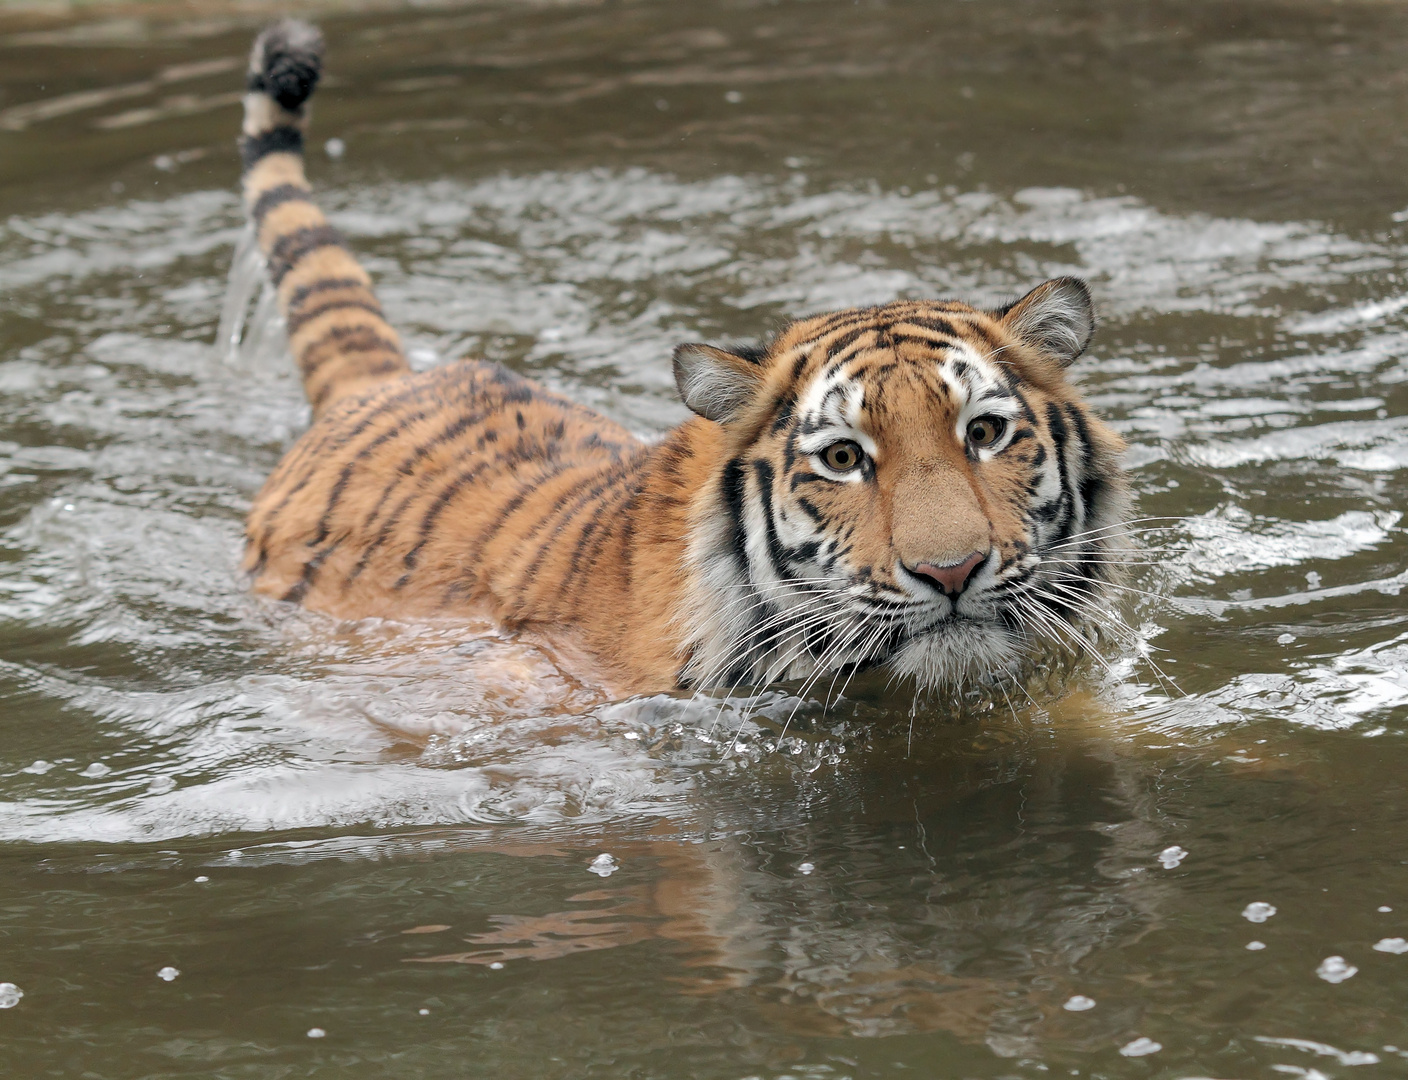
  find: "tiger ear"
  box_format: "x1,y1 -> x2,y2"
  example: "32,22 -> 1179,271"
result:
996,276 -> 1095,367
672,343 -> 766,423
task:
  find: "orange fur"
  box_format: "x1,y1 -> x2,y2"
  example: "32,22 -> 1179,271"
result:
235,21 -> 1130,698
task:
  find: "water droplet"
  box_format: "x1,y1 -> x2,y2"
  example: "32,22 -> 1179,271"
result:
587,853 -> 618,877
146,776 -> 175,795
79,762 -> 111,778
1063,995 -> 1096,1011
488,962 -> 504,970
1373,937 -> 1408,954
1316,955 -> 1358,983
323,138 -> 345,160
1246,940 -> 1267,951
724,90 -> 743,104
1242,901 -> 1277,923
193,876 -> 209,883
228,850 -> 243,859
21,760 -> 52,775
157,967 -> 179,981
1379,905 -> 1393,913
1277,632 -> 1297,644
1119,1037 -> 1162,1057
418,1008 -> 430,1015
798,862 -> 815,875
622,731 -> 639,740
1158,845 -> 1188,869
306,1028 -> 326,1039
0,983 -> 22,1009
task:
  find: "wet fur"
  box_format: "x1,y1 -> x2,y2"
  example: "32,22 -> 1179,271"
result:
236,21 -> 1130,698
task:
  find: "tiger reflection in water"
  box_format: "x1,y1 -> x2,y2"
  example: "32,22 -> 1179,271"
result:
393,691 -> 1172,1054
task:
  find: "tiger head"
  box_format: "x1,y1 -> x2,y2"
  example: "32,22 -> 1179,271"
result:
673,277 -> 1131,694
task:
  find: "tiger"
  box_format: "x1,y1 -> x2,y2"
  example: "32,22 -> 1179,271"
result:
235,20 -> 1131,700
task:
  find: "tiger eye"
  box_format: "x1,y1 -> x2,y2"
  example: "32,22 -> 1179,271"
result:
967,416 -> 1007,449
821,441 -> 863,473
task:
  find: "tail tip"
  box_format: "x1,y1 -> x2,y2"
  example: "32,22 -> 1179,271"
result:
248,19 -> 325,112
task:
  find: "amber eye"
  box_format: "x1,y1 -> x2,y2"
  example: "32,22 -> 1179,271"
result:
967,416 -> 1008,449
821,440 -> 864,473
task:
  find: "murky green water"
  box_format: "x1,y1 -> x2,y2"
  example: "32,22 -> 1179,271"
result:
1,1 -> 1407,1075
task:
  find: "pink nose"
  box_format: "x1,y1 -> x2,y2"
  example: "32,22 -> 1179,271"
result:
912,551 -> 987,596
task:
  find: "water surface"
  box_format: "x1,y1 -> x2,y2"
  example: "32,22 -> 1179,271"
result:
0,1 -> 1406,1076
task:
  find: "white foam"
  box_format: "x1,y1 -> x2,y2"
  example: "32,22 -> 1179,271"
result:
1119,1037 -> 1161,1057
1158,845 -> 1188,869
1373,938 -> 1408,954
1243,902 -> 1277,923
1316,956 -> 1358,983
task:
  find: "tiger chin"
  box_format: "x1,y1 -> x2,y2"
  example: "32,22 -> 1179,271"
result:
233,21 -> 1132,702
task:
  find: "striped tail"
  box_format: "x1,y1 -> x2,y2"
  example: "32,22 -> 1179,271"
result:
238,20 -> 410,414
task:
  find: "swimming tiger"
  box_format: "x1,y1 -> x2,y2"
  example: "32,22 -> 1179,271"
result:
236,20 -> 1131,699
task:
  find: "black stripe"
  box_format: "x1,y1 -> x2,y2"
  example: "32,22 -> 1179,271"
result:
1012,388 -> 1038,426
250,182 -> 312,224
398,426 -> 558,575
314,397 -> 497,548
720,456 -> 750,575
396,457 -> 502,574
824,327 -> 872,361
505,468 -> 627,609
1044,402 -> 1073,539
565,469 -> 636,593
882,331 -> 956,353
240,126 -> 303,171
900,315 -> 960,337
284,276 -> 367,313
298,324 -> 401,376
286,298 -> 385,337
281,539 -> 340,604
267,224 -> 346,287
255,368 -> 466,528
1064,403 -> 1098,524
309,361 -> 404,412
752,459 -> 794,580
468,467 -> 566,560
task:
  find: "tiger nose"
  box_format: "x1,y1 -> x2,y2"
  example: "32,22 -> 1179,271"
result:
911,550 -> 987,596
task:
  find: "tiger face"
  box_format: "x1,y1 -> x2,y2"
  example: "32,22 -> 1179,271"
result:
675,277 -> 1130,693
